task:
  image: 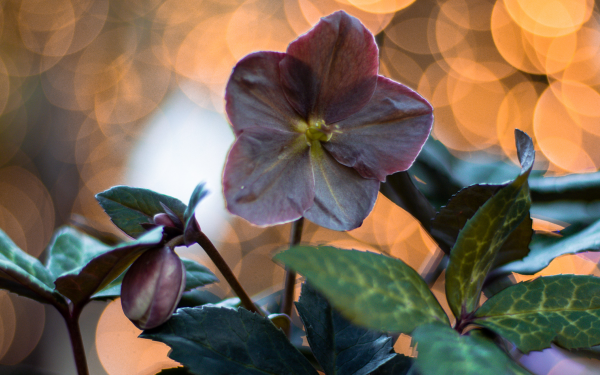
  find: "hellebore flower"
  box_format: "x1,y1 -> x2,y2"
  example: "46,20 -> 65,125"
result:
121,246 -> 186,330
223,10 -> 433,231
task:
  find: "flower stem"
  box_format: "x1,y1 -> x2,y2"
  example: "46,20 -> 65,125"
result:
61,305 -> 89,375
194,230 -> 261,315
281,218 -> 304,328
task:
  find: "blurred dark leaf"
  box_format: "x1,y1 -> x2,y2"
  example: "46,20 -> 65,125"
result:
275,246 -> 449,333
54,227 -> 164,306
141,306 -> 318,375
529,171 -> 600,202
156,368 -> 194,375
474,275 -> 600,353
295,282 -> 395,375
412,324 -> 531,375
96,186 -> 187,238
445,130 -> 533,318
492,218 -> 600,276
0,229 -> 57,304
177,289 -> 222,308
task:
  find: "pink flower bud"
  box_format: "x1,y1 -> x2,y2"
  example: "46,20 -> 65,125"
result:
153,213 -> 177,228
121,246 -> 186,330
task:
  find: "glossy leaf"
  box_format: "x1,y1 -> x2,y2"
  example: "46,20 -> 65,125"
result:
46,226 -> 111,278
54,227 -> 164,306
493,218 -> 600,276
445,130 -> 533,318
183,183 -> 208,244
412,323 -> 531,375
96,186 -> 187,238
0,229 -> 56,304
141,306 -> 318,375
295,282 -> 395,375
91,258 -> 218,299
431,184 -> 533,266
474,275 -> 600,353
275,246 -> 449,333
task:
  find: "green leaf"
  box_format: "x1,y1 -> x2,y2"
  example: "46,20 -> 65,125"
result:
96,186 -> 187,238
45,226 -> 111,278
54,227 -> 164,306
141,306 -> 319,375
274,246 -> 449,333
445,130 -> 534,318
295,283 -> 395,375
412,323 -> 531,375
492,218 -> 600,276
431,184 -> 533,266
0,229 -> 57,304
183,183 -> 207,245
474,275 -> 600,353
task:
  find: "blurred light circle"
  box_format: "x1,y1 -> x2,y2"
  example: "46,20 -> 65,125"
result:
497,79 -> 543,164
96,299 -> 179,375
0,291 -> 16,363
534,83 -> 596,173
342,0 -> 416,15
555,80 -> 600,137
503,0 -> 593,37
18,0 -> 76,57
0,294 -> 44,365
385,17 -> 435,55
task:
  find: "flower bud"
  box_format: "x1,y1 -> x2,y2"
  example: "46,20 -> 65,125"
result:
153,213 -> 177,228
121,246 -> 186,330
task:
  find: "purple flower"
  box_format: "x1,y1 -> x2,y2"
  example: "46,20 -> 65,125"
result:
223,11 -> 433,231
121,246 -> 186,330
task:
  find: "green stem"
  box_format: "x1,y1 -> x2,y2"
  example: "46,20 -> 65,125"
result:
60,304 -> 89,375
194,230 -> 261,315
281,218 -> 304,334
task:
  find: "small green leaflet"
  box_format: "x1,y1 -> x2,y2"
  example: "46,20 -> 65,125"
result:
141,306 -> 318,375
54,227 -> 164,306
275,246 -> 449,333
45,226 -> 111,278
0,229 -> 57,304
493,218 -> 600,276
445,130 -> 534,318
412,323 -> 532,375
96,186 -> 187,238
183,182 -> 208,245
474,275 -> 600,353
295,282 -> 395,375
431,184 -> 533,267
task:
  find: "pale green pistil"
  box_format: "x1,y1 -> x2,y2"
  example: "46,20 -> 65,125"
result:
305,120 -> 332,143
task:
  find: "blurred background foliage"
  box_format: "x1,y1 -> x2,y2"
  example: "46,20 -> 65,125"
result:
0,0 -> 600,373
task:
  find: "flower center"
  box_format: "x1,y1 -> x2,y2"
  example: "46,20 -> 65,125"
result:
305,120 -> 332,143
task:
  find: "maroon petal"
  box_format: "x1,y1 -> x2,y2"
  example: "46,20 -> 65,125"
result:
280,11 -> 379,125
225,52 -> 304,136
324,76 -> 433,182
223,127 -> 314,226
303,144 -> 379,231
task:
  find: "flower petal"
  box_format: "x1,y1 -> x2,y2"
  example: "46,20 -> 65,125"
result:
280,11 -> 379,124
223,128 -> 314,226
303,143 -> 379,231
225,52 -> 303,136
324,76 -> 433,182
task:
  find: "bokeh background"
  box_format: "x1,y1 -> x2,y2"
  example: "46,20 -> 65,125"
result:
0,0 -> 599,373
